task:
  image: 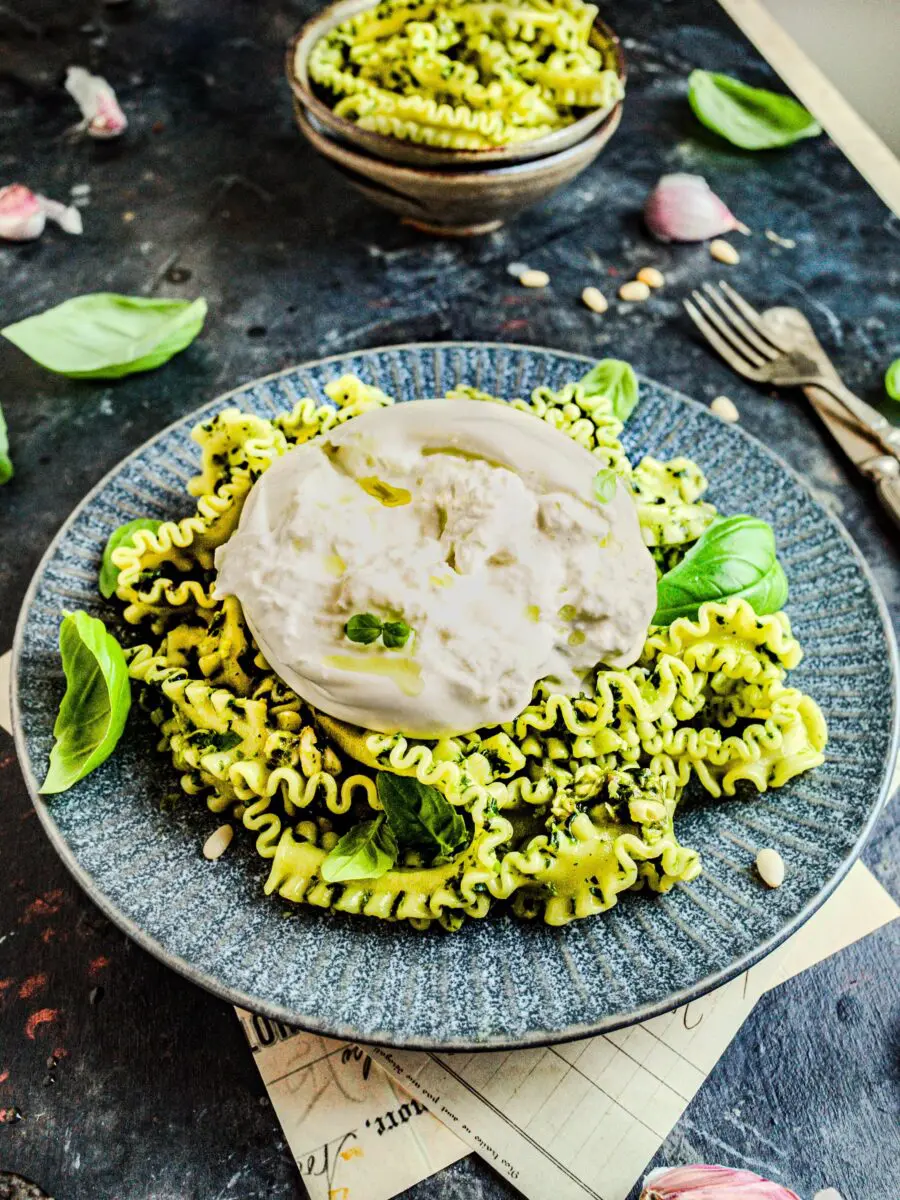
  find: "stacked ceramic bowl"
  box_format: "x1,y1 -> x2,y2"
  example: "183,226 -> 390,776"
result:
287,0 -> 626,236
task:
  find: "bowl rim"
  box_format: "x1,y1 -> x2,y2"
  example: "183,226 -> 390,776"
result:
286,0 -> 627,168
295,96 -> 623,184
11,341 -> 900,1053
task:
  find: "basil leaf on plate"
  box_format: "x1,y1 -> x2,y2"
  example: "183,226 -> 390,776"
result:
99,518 -> 162,598
41,610 -> 132,795
593,468 -> 618,504
345,613 -> 383,644
1,294 -> 207,379
376,771 -> 468,859
885,358 -> 900,402
653,514 -> 788,625
321,815 -> 398,882
578,359 -> 639,421
0,402 -> 11,485
382,619 -> 412,649
688,70 -> 822,150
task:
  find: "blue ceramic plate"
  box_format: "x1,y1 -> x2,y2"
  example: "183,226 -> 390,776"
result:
12,343 -> 899,1050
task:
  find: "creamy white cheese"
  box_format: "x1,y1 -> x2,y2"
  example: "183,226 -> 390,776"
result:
214,399 -> 657,737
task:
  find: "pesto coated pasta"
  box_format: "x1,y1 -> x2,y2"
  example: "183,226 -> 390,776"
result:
306,0 -> 624,150
111,371 -> 827,930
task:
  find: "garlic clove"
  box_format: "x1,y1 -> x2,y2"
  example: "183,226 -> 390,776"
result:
641,1164 -> 802,1199
0,184 -> 46,241
65,66 -> 128,139
644,173 -> 743,243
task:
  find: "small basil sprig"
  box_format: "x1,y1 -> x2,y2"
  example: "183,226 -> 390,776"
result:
688,70 -> 821,150
653,515 -> 788,625
99,518 -> 162,598
41,610 -> 132,795
885,358 -> 900,402
2,294 -> 207,379
320,815 -> 398,883
578,359 -> 639,421
345,613 -> 412,648
593,468 -> 618,504
376,771 -> 468,861
0,402 -> 11,485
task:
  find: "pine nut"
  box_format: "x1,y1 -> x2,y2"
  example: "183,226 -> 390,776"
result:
711,395 -> 740,423
519,269 -> 550,288
618,280 -> 651,302
636,266 -> 665,288
320,831 -> 339,851
581,286 -> 608,313
756,848 -> 785,888
710,239 -> 741,265
203,823 -> 234,861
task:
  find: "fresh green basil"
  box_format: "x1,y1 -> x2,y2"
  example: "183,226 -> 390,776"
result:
885,358 -> 900,402
41,610 -> 132,795
321,815 -> 398,882
2,294 -> 207,379
688,70 -> 821,150
593,468 -> 617,504
0,402 -> 11,485
382,619 -> 411,649
345,613 -> 384,644
653,515 -> 788,625
578,359 -> 640,421
376,771 -> 468,860
99,518 -> 162,599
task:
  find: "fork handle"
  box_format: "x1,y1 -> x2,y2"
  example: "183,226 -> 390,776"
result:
810,377 -> 900,460
862,455 -> 900,531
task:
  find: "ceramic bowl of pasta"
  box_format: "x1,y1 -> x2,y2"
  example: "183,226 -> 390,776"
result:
288,0 -> 626,167
295,99 -> 621,234
13,344 -> 898,1049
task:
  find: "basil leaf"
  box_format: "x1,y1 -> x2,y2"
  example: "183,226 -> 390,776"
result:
345,613 -> 383,644
578,359 -> 639,421
688,70 -> 822,150
41,610 -> 132,795
653,514 -> 788,625
0,402 -> 11,485
321,815 -> 397,882
2,294 -> 207,379
376,771 -> 468,859
99,518 -> 162,599
885,358 -> 900,402
593,468 -> 617,504
382,619 -> 411,649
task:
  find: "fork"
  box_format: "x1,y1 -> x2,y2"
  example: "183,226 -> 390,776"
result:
685,281 -> 900,460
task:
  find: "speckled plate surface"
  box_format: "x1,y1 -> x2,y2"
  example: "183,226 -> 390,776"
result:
12,343 -> 899,1050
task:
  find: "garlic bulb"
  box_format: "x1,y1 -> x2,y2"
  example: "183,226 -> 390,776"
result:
0,185 -> 83,241
641,1165 -> 802,1199
65,66 -> 128,139
644,174 -> 744,242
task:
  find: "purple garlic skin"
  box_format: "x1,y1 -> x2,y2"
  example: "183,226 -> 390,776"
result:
644,173 -> 742,242
641,1165 -> 803,1200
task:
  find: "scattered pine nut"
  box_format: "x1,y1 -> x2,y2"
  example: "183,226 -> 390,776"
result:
203,823 -> 234,861
636,266 -> 665,289
122,210 -> 136,223
710,238 -> 740,265
581,286 -> 608,313
756,848 -> 785,888
711,395 -> 740,423
507,261 -> 530,278
519,268 -> 550,288
618,280 -> 651,303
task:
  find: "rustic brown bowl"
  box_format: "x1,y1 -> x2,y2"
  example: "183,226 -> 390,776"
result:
287,0 -> 626,169
295,100 -> 623,235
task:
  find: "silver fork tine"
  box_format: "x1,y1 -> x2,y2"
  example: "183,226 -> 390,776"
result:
718,281 -> 789,352
690,290 -> 768,367
702,283 -> 779,360
684,298 -> 762,380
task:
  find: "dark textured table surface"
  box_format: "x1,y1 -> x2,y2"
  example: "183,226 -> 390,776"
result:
1,2 -> 898,1199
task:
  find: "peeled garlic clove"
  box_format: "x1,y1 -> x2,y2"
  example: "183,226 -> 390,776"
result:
644,173 -> 742,243
65,66 -> 128,139
0,184 -> 46,241
641,1165 -> 802,1199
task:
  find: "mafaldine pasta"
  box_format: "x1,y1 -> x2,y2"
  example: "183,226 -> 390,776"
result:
112,374 -> 827,929
306,0 -> 625,149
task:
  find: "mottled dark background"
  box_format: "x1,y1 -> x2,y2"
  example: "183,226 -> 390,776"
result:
0,1 -> 898,1198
